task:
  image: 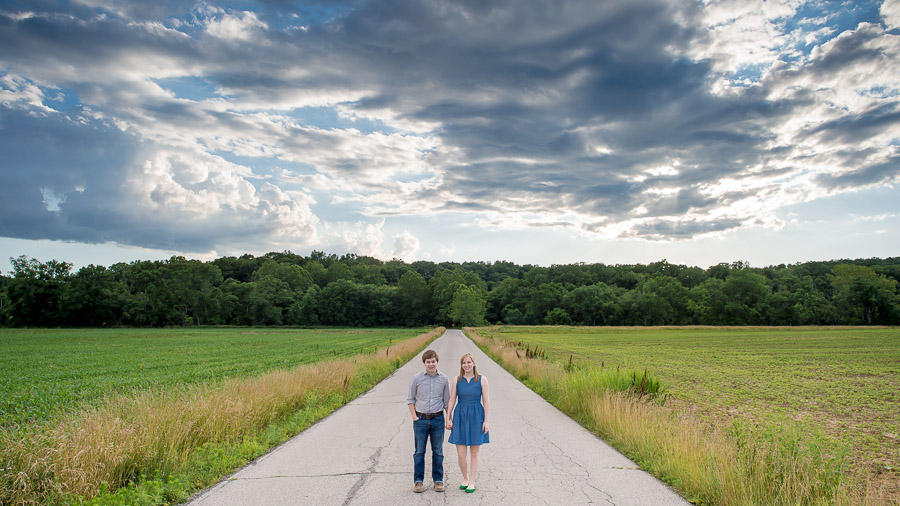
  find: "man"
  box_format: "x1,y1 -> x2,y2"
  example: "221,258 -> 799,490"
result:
407,349 -> 450,493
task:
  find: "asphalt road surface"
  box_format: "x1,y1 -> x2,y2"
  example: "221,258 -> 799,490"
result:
187,329 -> 691,506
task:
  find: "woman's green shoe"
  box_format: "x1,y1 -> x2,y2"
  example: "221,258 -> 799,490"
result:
465,485 -> 476,493
459,484 -> 468,490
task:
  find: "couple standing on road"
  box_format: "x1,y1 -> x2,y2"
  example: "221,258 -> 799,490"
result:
406,349 -> 491,494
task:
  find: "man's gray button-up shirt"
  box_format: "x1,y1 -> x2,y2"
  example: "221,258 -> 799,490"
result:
407,370 -> 450,414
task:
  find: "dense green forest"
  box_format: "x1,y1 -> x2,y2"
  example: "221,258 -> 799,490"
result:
1,252 -> 898,327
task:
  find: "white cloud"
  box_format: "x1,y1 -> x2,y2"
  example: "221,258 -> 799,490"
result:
124,146 -> 320,248
0,74 -> 55,113
391,231 -> 420,261
883,0 -> 900,30
203,10 -> 267,42
341,218 -> 386,258
693,0 -> 800,78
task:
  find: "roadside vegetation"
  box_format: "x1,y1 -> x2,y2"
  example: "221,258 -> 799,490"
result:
467,326 -> 899,506
0,327 -> 442,506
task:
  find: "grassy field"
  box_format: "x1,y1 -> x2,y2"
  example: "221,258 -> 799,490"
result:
474,326 -> 900,490
0,327 -> 438,506
0,327 -> 426,428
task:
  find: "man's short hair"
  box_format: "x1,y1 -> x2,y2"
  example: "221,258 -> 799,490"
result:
422,349 -> 439,362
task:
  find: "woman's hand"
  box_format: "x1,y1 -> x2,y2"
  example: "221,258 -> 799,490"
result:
482,421 -> 489,434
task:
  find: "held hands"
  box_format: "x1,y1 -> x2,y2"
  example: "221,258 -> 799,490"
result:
445,419 -> 453,430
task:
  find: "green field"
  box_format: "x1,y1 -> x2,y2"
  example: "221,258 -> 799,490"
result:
474,326 -> 900,479
0,328 -> 427,428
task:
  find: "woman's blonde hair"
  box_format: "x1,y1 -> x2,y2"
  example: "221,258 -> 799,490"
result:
458,353 -> 480,381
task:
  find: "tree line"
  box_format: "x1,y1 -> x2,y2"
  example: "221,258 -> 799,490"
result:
1,252 -> 899,328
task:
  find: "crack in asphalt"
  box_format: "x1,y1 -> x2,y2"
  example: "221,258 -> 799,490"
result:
228,471 -> 407,480
338,413 -> 407,506
516,410 -> 617,505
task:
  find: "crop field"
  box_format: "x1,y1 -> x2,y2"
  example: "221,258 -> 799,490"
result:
0,327 -> 427,428
474,326 -> 900,484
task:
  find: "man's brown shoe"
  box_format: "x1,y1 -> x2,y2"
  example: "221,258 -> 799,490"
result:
434,482 -> 445,492
413,482 -> 424,493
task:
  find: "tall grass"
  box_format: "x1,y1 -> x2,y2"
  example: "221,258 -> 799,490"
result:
466,328 -> 894,506
0,328 -> 443,506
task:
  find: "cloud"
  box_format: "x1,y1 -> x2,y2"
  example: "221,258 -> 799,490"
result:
622,218 -> 745,240
0,0 -> 899,258
0,102 -> 319,253
391,231 -> 420,260
815,157 -> 900,190
203,8 -> 268,41
884,0 -> 900,29
341,218 -> 386,258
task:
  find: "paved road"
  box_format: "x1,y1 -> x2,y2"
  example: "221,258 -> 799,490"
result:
187,329 -> 691,506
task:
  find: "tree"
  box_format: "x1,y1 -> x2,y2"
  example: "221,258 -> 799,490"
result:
325,262 -> 352,284
622,281 -> 671,326
397,271 -> 430,326
62,264 -> 127,326
721,269 -> 769,325
212,254 -> 260,283
429,268 -> 485,323
318,279 -> 363,326
219,278 -> 253,325
287,285 -> 321,326
5,256 -> 72,326
688,278 -> 726,325
351,264 -> 387,285
167,257 -> 224,326
644,276 -> 690,324
382,259 -> 411,285
0,271 -> 9,324
486,277 -> 527,324
254,260 -> 313,292
525,282 -> 568,324
449,285 -> 486,326
830,264 -> 900,324
545,307 -> 573,325
501,304 -> 526,325
561,283 -> 624,325
677,266 -> 708,288
304,261 -> 328,287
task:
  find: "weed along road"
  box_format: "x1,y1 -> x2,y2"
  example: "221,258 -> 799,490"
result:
187,329 -> 690,506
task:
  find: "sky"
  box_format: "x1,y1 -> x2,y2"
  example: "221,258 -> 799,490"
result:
1,0 -> 899,273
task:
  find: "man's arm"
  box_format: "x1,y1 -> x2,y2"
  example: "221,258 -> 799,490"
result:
407,374 -> 419,420
442,374 -> 451,414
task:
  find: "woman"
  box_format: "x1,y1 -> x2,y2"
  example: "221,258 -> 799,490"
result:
446,353 -> 490,493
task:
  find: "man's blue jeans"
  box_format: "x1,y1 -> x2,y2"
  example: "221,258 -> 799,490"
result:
413,414 -> 444,483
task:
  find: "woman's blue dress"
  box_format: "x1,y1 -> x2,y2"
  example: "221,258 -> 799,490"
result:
449,376 -> 489,446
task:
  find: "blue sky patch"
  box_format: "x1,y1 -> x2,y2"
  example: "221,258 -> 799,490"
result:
153,76 -> 223,102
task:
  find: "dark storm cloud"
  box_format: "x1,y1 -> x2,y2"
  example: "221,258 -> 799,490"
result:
0,0 -> 898,253
802,103 -> 900,144
805,22 -> 885,76
624,218 -> 744,239
0,104 -> 316,252
0,105 -> 141,243
815,156 -> 900,190
641,187 -> 719,218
